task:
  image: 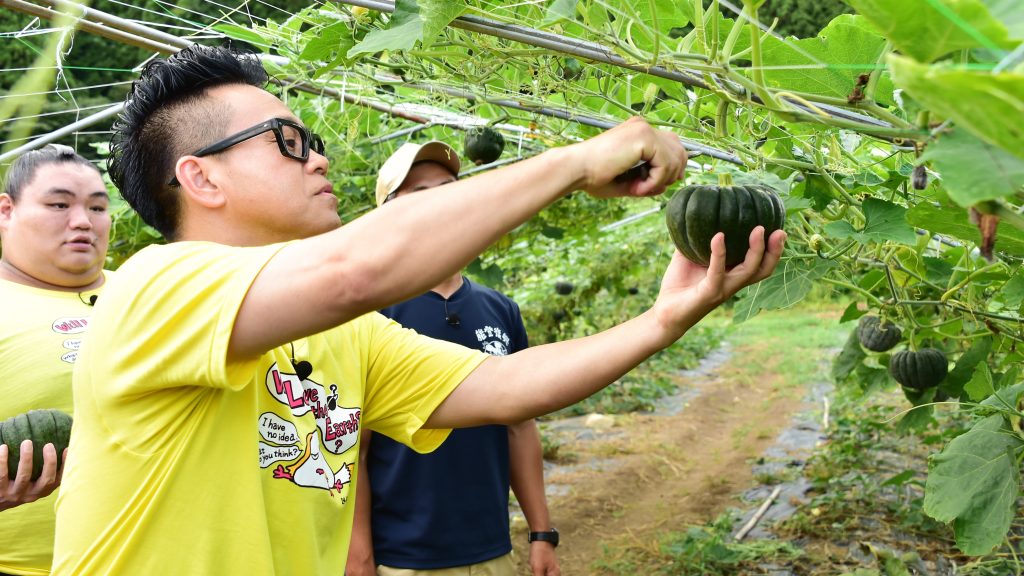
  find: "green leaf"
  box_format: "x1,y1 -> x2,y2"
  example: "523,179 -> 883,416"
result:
881,469 -> 916,487
348,0 -> 465,58
847,0 -> 1015,62
979,381 -> 1024,410
540,225 -> 565,239
299,20 -> 356,64
943,336 -> 992,398
833,329 -> 867,382
543,0 -> 577,25
760,15 -> 895,105
964,362 -> 996,401
856,364 -> 892,396
793,174 -> 834,211
925,415 -> 1024,555
466,257 -> 504,287
213,24 -> 272,48
839,301 -> 867,323
889,56 -> 1024,161
920,127 -> 1024,207
732,258 -> 836,323
996,270 -> 1024,310
418,0 -> 465,45
907,202 -> 1024,256
923,257 -> 954,285
630,0 -> 692,53
823,198 -> 917,245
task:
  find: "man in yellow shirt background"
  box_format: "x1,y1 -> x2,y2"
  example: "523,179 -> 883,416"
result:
0,144 -> 111,575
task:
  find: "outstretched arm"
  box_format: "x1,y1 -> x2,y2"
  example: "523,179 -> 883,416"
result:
229,118 -> 687,359
427,227 -> 786,428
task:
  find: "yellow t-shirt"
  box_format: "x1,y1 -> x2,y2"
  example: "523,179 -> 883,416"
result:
0,277 -> 106,576
52,242 -> 487,576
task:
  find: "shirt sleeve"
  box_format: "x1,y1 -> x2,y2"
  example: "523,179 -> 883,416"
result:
95,242 -> 288,397
508,299 -> 529,353
360,312 -> 488,453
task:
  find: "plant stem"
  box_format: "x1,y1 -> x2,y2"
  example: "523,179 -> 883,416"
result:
822,278 -> 885,305
720,3 -> 747,63
865,40 -> 891,103
940,263 -> 1005,303
742,0 -> 777,108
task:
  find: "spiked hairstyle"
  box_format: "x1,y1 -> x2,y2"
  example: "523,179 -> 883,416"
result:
107,45 -> 268,240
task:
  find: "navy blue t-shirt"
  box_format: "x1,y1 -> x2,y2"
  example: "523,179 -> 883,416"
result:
369,277 -> 529,569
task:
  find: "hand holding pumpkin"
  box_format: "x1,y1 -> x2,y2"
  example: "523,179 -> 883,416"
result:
0,441 -> 66,511
650,226 -> 786,343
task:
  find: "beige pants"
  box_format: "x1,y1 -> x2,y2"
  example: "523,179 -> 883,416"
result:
377,552 -> 516,576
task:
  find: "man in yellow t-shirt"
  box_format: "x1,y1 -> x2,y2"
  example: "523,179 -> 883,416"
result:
0,144 -> 111,576
53,46 -> 785,576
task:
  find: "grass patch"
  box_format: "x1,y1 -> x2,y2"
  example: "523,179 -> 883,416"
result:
592,513 -> 802,575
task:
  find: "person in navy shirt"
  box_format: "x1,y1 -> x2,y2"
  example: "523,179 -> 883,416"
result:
346,141 -> 560,576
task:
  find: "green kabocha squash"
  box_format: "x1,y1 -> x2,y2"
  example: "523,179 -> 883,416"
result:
464,127 -> 505,165
889,348 -> 948,391
856,315 -> 902,352
665,183 -> 785,267
554,281 -> 575,295
0,409 -> 72,480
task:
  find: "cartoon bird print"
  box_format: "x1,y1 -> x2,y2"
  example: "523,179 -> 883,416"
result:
272,428 -> 351,492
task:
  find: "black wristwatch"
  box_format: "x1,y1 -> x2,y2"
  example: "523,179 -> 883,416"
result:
528,528 -> 559,547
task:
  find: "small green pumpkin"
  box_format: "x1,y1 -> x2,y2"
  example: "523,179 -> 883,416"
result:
856,315 -> 902,352
0,409 -> 73,480
889,348 -> 948,391
463,127 -> 505,165
665,183 -> 785,267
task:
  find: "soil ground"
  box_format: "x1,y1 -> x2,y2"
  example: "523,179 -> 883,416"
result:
510,308 -> 840,575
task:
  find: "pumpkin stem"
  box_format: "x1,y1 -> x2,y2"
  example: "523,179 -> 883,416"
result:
717,172 -> 734,187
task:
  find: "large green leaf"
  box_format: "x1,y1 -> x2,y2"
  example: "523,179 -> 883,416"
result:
889,56 -> 1024,161
824,198 -> 917,245
348,0 -> 465,58
924,415 -> 1024,555
920,127 -> 1024,207
847,0 -> 1015,62
732,258 -> 836,323
760,15 -> 895,106
906,202 -> 1024,256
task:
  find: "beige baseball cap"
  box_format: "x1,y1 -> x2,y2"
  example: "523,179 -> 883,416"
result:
374,141 -> 461,206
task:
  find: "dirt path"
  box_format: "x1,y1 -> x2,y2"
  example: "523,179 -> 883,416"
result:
511,337 -> 818,575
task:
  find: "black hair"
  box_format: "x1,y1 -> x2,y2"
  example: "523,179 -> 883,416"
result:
2,144 -> 97,201
107,45 -> 269,240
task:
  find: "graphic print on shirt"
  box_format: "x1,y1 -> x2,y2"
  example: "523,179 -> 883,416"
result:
51,316 -> 89,364
261,362 -> 359,493
475,325 -> 511,356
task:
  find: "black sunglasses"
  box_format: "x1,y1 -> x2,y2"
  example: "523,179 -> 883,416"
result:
168,117 -> 325,186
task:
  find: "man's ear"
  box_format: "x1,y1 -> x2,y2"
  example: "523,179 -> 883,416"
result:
175,156 -> 225,209
0,193 -> 14,231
